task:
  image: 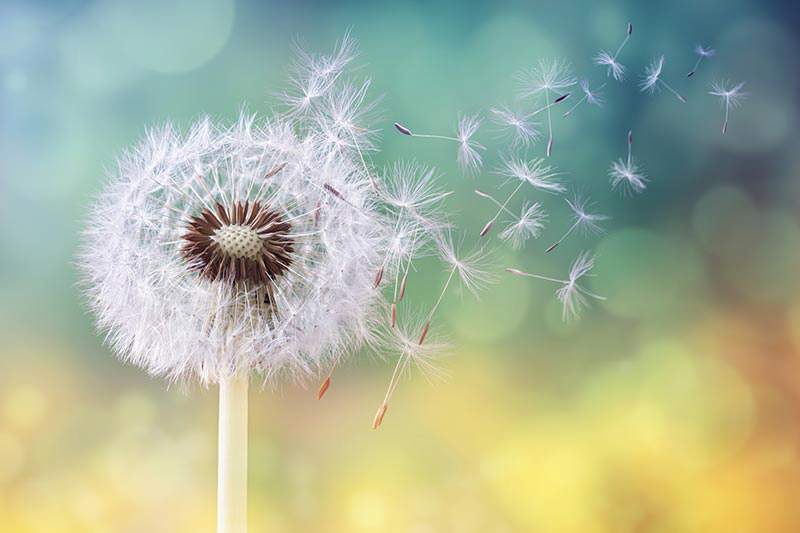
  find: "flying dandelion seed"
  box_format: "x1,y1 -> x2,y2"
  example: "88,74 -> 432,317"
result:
594,22 -> 633,81
640,55 -> 687,103
709,80 -> 747,135
609,130 -> 648,194
393,115 -> 485,175
507,251 -> 605,321
687,45 -> 715,77
372,316 -> 450,429
563,80 -> 606,117
545,194 -> 609,253
478,157 -> 563,238
499,202 -> 547,249
490,106 -> 541,147
517,58 -> 577,156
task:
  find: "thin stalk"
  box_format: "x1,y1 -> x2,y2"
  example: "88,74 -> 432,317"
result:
218,374 -> 249,533
545,90 -> 554,157
658,79 -> 686,103
479,182 -> 524,237
722,102 -> 730,135
687,56 -> 703,77
545,219 -> 580,253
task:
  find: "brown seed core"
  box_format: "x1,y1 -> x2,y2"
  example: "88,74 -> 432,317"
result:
181,201 -> 294,286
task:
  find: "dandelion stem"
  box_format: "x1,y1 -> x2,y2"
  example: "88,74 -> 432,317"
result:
658,80 -> 686,103
545,219 -> 580,253
545,90 -> 554,157
506,268 -> 566,284
722,102 -> 730,135
217,374 -> 248,533
563,83 -> 606,117
408,133 -> 461,143
688,56 -> 703,78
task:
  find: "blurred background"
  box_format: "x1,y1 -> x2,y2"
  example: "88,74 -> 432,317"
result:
2,0 -> 800,531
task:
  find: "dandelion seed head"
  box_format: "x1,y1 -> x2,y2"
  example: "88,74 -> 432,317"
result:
640,55 -> 665,93
517,59 -> 577,100
498,157 -> 565,193
695,45 -> 716,58
555,251 -> 602,321
594,51 -> 626,81
490,106 -> 541,147
566,194 -> 610,234
456,114 -> 484,175
709,80 -> 747,109
609,159 -> 648,194
436,234 -> 496,297
580,80 -> 605,107
80,39 -> 406,386
500,202 -> 547,249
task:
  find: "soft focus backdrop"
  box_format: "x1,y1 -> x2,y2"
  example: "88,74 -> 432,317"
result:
2,0 -> 800,532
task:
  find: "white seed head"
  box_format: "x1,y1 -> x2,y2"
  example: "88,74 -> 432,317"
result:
609,159 -> 648,194
498,157 -> 565,193
640,55 -> 665,93
80,41 -> 406,386
594,51 -> 626,81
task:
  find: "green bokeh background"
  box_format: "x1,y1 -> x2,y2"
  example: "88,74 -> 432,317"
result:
2,0 -> 800,531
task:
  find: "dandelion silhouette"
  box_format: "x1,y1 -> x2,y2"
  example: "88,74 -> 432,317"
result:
640,55 -> 687,102
709,80 -> 747,134
688,45 -> 715,77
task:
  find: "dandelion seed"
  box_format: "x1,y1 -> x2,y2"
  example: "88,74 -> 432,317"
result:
608,130 -> 647,194
545,194 -> 609,253
517,59 -> 577,156
709,80 -> 747,135
640,55 -> 687,103
478,158 -> 563,238
500,202 -> 547,249
594,22 -> 632,81
373,316 -> 450,429
688,45 -> 715,77
506,251 -> 605,320
490,106 -> 541,147
563,80 -> 606,117
393,115 -> 485,175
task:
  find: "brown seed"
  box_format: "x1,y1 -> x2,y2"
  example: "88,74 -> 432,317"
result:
554,93 -> 570,104
391,303 -> 397,328
545,241 -> 559,253
399,271 -> 408,301
374,266 -> 384,288
479,220 -> 494,237
418,320 -> 430,345
264,162 -> 287,179
394,122 -> 412,136
318,376 -> 331,400
372,403 -> 388,429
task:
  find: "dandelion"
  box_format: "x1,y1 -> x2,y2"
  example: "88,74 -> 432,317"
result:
507,251 -> 605,320
393,115 -> 485,175
609,130 -> 647,194
594,22 -> 633,81
563,80 -> 606,118
517,59 -> 577,156
78,35 -> 455,530
545,194 -> 609,253
478,157 -> 563,238
687,45 -> 715,77
640,55 -> 687,103
709,80 -> 747,135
